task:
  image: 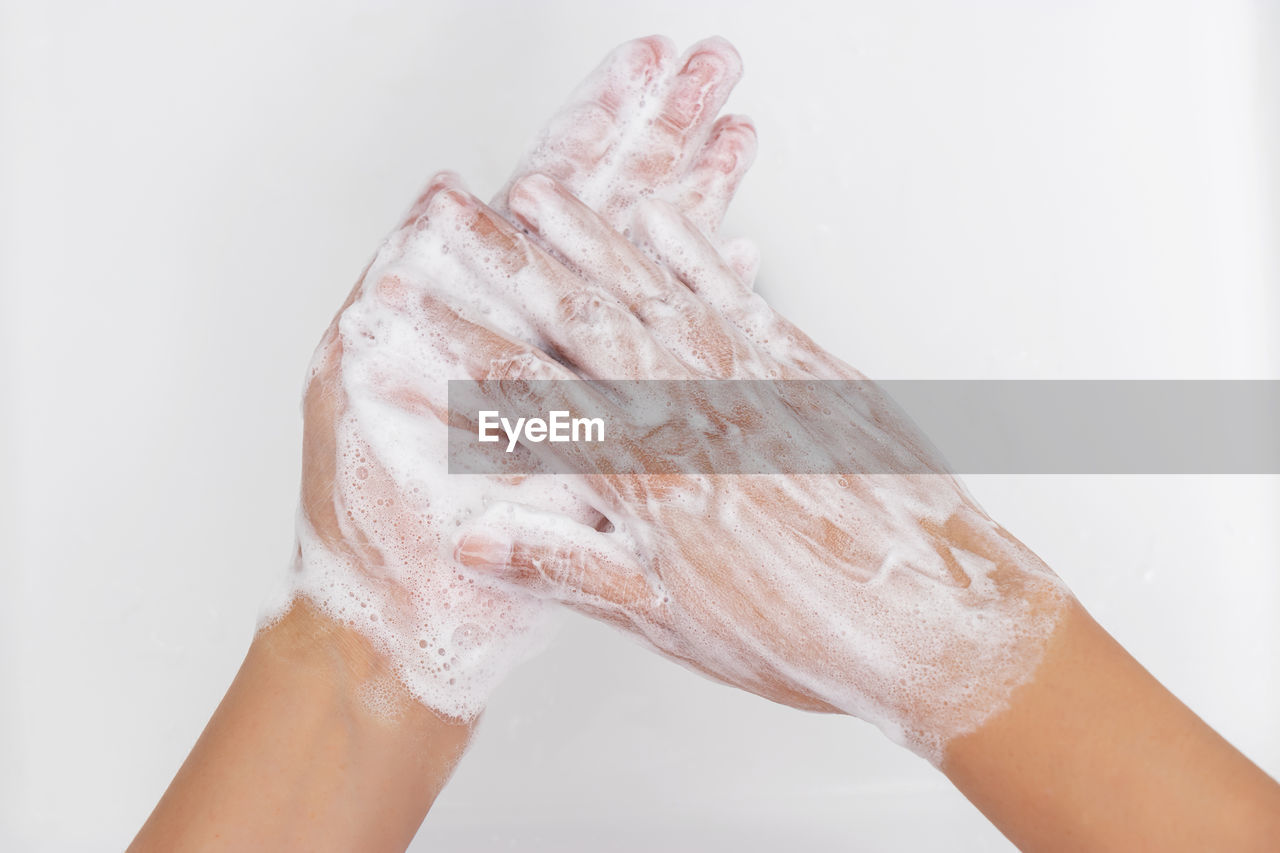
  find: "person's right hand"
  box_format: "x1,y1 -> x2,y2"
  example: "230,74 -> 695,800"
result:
444,177 -> 1072,761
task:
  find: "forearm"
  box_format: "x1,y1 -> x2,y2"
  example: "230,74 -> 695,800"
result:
943,598 -> 1280,851
130,600 -> 474,852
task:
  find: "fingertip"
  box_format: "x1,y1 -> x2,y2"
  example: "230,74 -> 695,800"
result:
507,172 -> 560,228
716,113 -> 758,150
424,183 -> 477,224
658,39 -> 742,136
683,36 -> 743,84
702,115 -> 757,170
509,171 -> 559,201
710,112 -> 755,133
453,533 -> 513,569
618,34 -> 678,79
405,170 -> 469,225
422,171 -> 470,209
425,169 -> 465,191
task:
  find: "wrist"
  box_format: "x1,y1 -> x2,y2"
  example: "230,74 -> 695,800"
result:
131,599 -> 476,852
256,597 -> 478,774
855,511 -> 1071,760
257,597 -> 403,700
942,599 -> 1280,850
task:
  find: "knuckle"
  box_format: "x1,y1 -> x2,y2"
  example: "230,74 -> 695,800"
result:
556,289 -> 604,325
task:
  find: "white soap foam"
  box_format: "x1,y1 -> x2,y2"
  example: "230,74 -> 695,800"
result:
265,37 -> 753,720
266,33 -> 1065,762
557,471 -> 1069,762
451,191 -> 1071,763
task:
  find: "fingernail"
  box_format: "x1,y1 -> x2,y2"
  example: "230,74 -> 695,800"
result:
681,51 -> 726,88
631,35 -> 672,80
509,174 -> 556,228
455,534 -> 512,566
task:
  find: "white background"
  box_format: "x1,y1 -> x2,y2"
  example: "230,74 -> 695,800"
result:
2,1 -> 1277,850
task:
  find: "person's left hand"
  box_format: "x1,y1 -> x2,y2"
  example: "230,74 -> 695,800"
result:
283,36 -> 761,720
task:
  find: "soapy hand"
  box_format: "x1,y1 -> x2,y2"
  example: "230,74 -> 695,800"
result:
448,176 -> 1071,760
493,36 -> 756,243
283,36 -> 756,719
139,36 -> 1280,853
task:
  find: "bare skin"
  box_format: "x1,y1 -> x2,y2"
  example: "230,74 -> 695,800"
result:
129,601 -> 473,853
442,175 -> 1068,754
130,36 -> 757,851
945,600 -> 1280,851
130,33 -> 1280,852
277,34 -> 756,722
439,174 -> 1280,846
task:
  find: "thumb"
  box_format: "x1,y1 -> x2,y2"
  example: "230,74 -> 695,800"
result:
454,502 -> 660,620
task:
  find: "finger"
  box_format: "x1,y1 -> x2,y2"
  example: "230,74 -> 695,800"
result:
389,286 -> 637,477
454,502 -> 661,623
332,171 -> 472,324
349,273 -> 634,464
493,35 -> 677,215
427,181 -> 691,380
631,198 -> 748,315
619,199 -> 780,377
632,200 -> 853,378
335,273 -> 452,418
508,174 -> 757,378
547,287 -> 693,380
424,179 -> 596,339
409,285 -> 577,383
507,172 -> 685,316
642,37 -> 744,183
400,170 -> 468,230
460,344 -> 629,473
675,114 -> 757,235
371,270 -> 575,387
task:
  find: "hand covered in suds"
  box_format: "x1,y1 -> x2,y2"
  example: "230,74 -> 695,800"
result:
447,175 -> 1072,760
283,36 -> 756,719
